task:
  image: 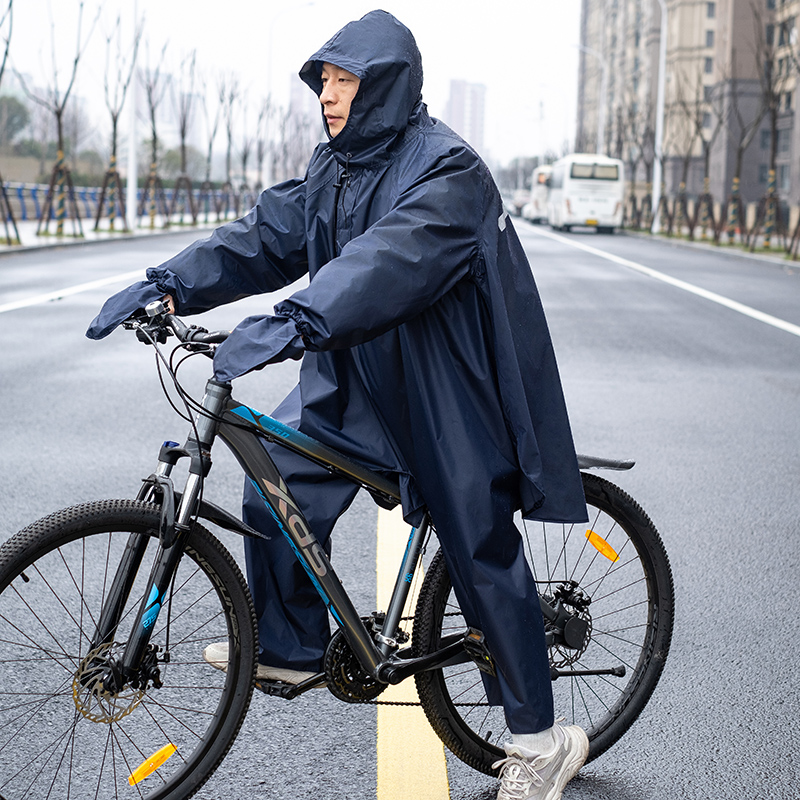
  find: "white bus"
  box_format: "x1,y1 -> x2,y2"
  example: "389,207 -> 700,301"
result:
546,154 -> 625,233
521,164 -> 552,224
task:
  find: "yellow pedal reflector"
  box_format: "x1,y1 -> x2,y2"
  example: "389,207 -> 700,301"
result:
586,529 -> 619,562
128,743 -> 177,786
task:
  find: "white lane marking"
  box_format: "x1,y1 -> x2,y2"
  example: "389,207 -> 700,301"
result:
530,227 -> 800,339
376,506 -> 450,799
0,269 -> 145,314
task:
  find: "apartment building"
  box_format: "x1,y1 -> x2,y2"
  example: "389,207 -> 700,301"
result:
577,0 -> 798,209
443,80 -> 487,157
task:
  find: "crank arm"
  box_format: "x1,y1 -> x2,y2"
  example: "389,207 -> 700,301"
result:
377,628 -> 495,684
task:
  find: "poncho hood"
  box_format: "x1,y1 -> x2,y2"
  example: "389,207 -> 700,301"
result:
299,10 -> 424,164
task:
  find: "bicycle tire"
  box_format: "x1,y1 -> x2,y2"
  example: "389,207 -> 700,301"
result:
412,472 -> 674,774
0,499 -> 258,799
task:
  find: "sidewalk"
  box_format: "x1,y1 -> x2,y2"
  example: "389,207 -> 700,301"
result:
0,216 -> 220,256
621,228 -> 800,269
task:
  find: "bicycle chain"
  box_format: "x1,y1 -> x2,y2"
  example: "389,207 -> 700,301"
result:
368,698 -> 491,706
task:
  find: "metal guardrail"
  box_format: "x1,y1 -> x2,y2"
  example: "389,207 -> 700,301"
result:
2,181 -> 258,222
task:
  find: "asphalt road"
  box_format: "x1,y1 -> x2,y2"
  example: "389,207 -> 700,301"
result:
1,223 -> 799,799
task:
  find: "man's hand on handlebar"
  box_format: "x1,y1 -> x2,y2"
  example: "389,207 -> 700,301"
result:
122,300 -> 230,352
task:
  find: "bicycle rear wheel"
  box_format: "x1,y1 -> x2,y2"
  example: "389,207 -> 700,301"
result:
0,499 -> 257,800
413,472 -> 674,773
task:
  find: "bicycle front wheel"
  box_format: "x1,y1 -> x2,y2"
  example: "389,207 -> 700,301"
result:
413,472 -> 674,773
0,499 -> 257,800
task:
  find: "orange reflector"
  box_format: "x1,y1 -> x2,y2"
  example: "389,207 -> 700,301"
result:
585,530 -> 619,562
128,743 -> 177,786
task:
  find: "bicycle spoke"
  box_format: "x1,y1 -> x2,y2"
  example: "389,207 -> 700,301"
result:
415,473 -> 673,772
0,505 -> 257,799
592,598 -> 650,620
2,590 -> 79,672
3,709 -> 78,797
0,674 -> 74,758
32,559 -> 95,655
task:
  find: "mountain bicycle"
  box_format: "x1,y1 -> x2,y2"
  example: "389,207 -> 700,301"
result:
0,301 -> 674,799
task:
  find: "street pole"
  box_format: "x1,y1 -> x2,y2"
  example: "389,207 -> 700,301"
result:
651,0 -> 667,234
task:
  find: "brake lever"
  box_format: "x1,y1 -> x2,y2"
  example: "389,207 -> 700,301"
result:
134,320 -> 171,345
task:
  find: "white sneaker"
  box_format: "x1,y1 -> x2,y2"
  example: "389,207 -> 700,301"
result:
493,724 -> 589,800
202,641 -> 320,685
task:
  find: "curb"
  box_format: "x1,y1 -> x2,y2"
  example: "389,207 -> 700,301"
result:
620,228 -> 798,269
0,224 -> 219,258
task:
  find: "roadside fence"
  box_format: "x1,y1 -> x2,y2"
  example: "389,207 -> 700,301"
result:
2,181 -> 257,226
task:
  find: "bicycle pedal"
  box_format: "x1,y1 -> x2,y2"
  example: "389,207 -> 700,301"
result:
463,628 -> 496,677
254,679 -> 287,697
254,675 -> 327,699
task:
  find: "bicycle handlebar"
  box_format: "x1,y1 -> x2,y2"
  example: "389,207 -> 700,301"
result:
124,300 -> 231,349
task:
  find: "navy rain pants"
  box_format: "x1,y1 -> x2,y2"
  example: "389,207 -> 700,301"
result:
242,397 -> 555,735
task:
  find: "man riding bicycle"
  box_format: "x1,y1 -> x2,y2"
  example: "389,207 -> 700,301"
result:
88,11 -> 589,799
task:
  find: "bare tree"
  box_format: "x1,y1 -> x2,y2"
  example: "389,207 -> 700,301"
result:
285,109 -> 318,179
722,47 -> 767,244
271,105 -> 319,184
780,15 -> 800,255
667,70 -> 703,237
25,102 -> 54,179
0,0 -> 18,245
95,11 -> 142,231
168,49 -> 198,224
255,96 -> 271,193
198,71 -> 223,221
637,99 -> 656,228
238,91 -> 255,209
676,72 -> 726,240
138,39 -> 170,229
654,93 -> 684,234
749,4 -> 791,250
0,0 -> 9,88
219,74 -> 240,218
620,96 -> 651,228
15,0 -> 99,236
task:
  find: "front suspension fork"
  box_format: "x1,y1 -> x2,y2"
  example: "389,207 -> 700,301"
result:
89,379 -> 230,688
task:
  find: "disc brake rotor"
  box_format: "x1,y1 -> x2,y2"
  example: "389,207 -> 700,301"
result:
72,642 -> 145,723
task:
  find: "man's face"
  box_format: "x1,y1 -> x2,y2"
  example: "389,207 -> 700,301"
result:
320,62 -> 361,137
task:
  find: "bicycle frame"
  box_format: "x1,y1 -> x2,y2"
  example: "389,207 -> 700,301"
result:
91,365 -> 612,698
92,376 -> 474,692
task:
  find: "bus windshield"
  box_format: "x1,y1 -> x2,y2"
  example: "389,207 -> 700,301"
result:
570,163 -> 619,180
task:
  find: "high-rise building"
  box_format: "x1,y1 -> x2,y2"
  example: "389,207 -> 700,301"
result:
443,79 -> 487,156
576,0 -> 798,209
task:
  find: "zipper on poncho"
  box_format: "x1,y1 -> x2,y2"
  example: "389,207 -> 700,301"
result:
332,152 -> 352,255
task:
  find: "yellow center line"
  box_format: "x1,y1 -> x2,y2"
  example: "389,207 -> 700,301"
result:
376,506 -> 450,799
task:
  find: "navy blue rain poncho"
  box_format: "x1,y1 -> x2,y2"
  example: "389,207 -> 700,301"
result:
87,10 -> 586,528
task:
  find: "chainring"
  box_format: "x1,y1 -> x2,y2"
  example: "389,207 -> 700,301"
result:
324,625 -> 387,703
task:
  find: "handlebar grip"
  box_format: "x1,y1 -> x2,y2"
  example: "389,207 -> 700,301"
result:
166,316 -> 230,345
191,330 -> 230,344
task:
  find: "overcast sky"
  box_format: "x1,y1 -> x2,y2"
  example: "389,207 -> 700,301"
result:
8,0 -> 582,166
